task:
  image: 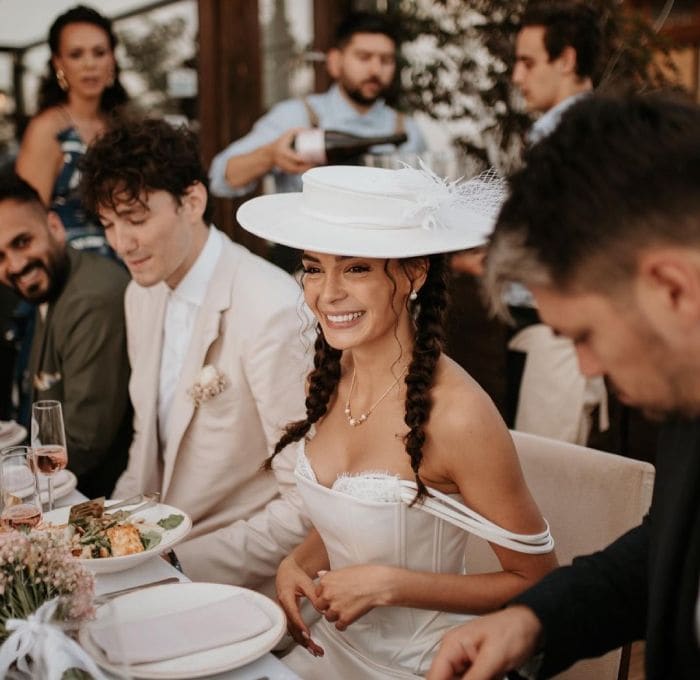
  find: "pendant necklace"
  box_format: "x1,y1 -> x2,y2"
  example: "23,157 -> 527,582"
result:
344,366 -> 408,427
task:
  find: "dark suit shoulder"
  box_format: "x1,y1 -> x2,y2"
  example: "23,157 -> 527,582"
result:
51,250 -> 128,324
60,249 -> 129,303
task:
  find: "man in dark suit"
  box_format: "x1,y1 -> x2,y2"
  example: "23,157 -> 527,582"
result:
0,170 -> 131,497
428,94 -> 700,680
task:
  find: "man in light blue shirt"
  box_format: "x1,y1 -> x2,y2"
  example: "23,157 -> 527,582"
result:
512,2 -> 599,144
506,2 -> 606,447
209,12 -> 425,199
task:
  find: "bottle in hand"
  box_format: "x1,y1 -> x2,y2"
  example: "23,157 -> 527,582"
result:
34,445 -> 68,474
293,129 -> 408,165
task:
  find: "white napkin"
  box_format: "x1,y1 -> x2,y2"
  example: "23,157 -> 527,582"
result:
90,593 -> 271,665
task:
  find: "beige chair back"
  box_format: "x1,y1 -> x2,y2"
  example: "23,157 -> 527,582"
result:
464,430 -> 655,680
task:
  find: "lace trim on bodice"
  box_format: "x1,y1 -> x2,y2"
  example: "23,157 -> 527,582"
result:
295,445 -> 555,555
296,447 -> 404,502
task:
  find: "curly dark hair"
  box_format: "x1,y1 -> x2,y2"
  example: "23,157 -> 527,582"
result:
37,4 -> 129,113
269,254 -> 449,501
79,118 -> 212,223
520,2 -> 602,81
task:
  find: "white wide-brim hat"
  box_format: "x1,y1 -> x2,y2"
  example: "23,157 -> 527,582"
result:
236,164 -> 506,258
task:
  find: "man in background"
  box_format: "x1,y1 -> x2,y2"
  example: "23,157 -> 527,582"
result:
512,1 -> 600,143
81,119 -> 310,591
505,1 -> 607,444
429,94 -> 700,680
209,11 -> 425,200
0,169 -> 131,497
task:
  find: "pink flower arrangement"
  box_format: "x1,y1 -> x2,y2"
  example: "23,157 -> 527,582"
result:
0,528 -> 94,640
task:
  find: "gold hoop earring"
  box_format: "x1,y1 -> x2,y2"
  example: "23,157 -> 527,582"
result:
56,69 -> 69,92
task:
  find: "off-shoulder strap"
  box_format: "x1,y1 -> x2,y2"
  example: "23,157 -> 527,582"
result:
399,482 -> 554,555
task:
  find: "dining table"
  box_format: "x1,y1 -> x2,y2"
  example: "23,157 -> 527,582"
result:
57,489 -> 301,680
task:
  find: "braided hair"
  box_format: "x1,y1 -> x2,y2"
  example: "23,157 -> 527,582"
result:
268,254 -> 449,503
265,329 -> 341,469
401,254 -> 449,500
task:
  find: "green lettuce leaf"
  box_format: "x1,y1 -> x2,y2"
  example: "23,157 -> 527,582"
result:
157,514 -> 185,530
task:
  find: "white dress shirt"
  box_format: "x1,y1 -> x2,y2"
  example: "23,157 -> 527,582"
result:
158,227 -> 223,451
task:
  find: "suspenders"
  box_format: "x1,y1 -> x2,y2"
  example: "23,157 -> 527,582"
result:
301,96 -> 406,135
301,97 -> 321,128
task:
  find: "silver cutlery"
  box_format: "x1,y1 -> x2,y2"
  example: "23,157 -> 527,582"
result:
95,576 -> 181,603
69,491 -> 160,521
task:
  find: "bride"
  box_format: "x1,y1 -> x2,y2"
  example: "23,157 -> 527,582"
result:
237,165 -> 558,679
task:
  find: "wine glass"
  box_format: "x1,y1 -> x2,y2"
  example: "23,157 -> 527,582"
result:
31,400 -> 68,512
0,446 -> 42,530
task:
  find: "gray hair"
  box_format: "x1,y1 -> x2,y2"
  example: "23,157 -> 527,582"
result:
482,229 -> 552,321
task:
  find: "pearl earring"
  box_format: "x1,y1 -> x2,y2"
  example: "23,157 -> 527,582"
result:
56,69 -> 69,92
409,289 -> 418,301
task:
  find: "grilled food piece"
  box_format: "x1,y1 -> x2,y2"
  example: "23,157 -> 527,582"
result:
106,524 -> 145,556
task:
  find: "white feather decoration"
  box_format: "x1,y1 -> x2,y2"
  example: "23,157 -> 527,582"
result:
394,160 -> 507,239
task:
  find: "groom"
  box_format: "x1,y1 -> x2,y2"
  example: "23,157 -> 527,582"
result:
80,119 -> 311,591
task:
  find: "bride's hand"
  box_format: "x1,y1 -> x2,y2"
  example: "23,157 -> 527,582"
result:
315,565 -> 396,630
276,555 -> 325,657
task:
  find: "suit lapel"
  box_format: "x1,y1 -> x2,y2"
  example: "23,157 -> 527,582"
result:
133,286 -> 168,493
161,245 -> 236,497
27,307 -> 48,404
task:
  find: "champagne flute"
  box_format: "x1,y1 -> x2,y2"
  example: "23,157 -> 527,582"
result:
31,400 -> 68,512
0,446 -> 42,530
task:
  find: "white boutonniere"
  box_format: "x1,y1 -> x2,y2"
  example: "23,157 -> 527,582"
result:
188,365 -> 227,406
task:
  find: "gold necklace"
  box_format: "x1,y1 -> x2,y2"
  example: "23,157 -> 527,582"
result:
344,366 -> 408,427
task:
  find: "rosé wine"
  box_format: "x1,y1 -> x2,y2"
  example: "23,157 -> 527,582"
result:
1,503 -> 42,529
35,445 -> 68,474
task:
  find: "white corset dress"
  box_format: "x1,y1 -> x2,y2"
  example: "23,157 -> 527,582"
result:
282,442 -> 553,679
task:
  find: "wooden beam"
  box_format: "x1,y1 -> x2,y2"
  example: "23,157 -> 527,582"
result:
624,0 -> 700,43
198,0 -> 267,253
312,0 -> 351,92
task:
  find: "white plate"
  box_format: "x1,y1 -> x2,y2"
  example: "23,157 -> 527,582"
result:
80,583 -> 287,679
43,500 -> 192,574
0,420 -> 27,448
1,467 -> 76,504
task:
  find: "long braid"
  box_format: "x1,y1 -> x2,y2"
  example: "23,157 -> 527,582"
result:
403,255 -> 449,502
265,326 -> 341,469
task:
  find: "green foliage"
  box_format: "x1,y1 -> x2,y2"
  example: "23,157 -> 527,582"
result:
393,0 -> 681,170
118,16 -> 189,115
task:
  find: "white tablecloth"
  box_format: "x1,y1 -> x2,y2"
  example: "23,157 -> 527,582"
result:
57,492 -> 300,680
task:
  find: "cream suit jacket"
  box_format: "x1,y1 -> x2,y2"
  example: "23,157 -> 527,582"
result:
113,230 -> 311,590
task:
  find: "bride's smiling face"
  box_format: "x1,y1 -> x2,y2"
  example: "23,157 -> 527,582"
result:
301,251 -> 423,351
